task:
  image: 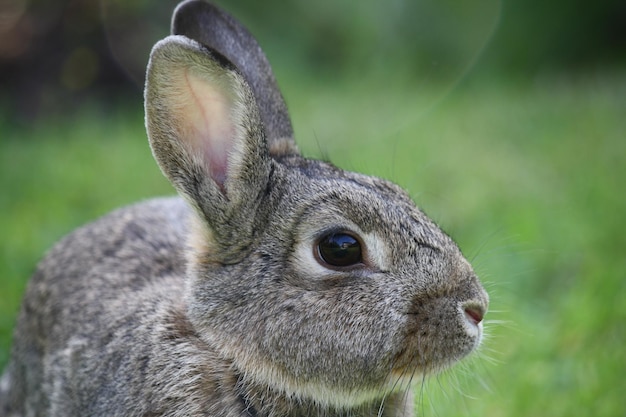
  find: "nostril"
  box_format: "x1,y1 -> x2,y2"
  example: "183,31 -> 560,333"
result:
464,305 -> 484,325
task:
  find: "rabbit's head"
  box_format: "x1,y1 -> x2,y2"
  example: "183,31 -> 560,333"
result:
145,0 -> 488,408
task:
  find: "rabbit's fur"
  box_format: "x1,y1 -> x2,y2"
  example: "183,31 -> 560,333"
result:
0,1 -> 488,416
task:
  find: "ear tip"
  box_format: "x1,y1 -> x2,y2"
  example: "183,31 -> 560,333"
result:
150,35 -> 202,59
148,35 -> 241,85
172,0 -> 211,16
172,0 -> 223,35
147,36 -> 204,88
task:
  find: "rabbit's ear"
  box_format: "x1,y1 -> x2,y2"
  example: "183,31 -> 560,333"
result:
145,35 -> 271,258
171,0 -> 298,157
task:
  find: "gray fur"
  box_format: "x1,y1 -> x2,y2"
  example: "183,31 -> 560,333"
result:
0,2 -> 488,416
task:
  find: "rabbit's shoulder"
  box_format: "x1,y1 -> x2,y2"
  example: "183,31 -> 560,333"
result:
42,196 -> 190,281
24,197 -> 192,322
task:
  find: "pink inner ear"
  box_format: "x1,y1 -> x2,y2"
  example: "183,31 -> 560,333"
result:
178,68 -> 235,189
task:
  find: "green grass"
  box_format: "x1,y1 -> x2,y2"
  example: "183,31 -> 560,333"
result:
1,71 -> 625,416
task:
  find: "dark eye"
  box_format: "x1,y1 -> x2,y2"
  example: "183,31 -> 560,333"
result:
317,232 -> 363,267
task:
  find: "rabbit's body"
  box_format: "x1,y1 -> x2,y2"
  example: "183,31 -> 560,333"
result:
1,1 -> 488,416
3,198 -> 190,416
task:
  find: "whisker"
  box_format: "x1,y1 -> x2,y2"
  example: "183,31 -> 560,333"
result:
415,373 -> 425,417
402,361 -> 422,415
467,228 -> 507,264
376,353 -> 404,417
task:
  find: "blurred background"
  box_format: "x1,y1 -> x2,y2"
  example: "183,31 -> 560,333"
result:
1,0 -> 625,416
2,0 -> 624,120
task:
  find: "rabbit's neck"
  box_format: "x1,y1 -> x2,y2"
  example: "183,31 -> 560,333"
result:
232,371 -> 413,417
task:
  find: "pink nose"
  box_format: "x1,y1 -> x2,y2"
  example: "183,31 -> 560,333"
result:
464,306 -> 484,325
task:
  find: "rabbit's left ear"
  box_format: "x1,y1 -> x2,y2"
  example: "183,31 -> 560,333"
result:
145,35 -> 271,257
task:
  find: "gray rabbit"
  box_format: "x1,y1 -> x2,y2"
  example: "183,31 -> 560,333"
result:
0,1 -> 488,416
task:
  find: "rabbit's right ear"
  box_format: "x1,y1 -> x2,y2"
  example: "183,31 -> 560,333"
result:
145,35 -> 272,261
172,0 -> 298,157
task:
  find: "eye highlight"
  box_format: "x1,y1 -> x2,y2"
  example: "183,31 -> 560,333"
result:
316,232 -> 363,268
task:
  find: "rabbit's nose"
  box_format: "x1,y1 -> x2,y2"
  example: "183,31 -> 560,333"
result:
463,304 -> 485,326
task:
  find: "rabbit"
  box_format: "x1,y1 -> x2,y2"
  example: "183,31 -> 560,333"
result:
0,1 -> 489,416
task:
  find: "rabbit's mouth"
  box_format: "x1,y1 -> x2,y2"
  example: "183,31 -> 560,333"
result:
392,297 -> 487,376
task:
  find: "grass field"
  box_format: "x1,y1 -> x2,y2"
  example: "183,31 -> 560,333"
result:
1,71 -> 625,416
